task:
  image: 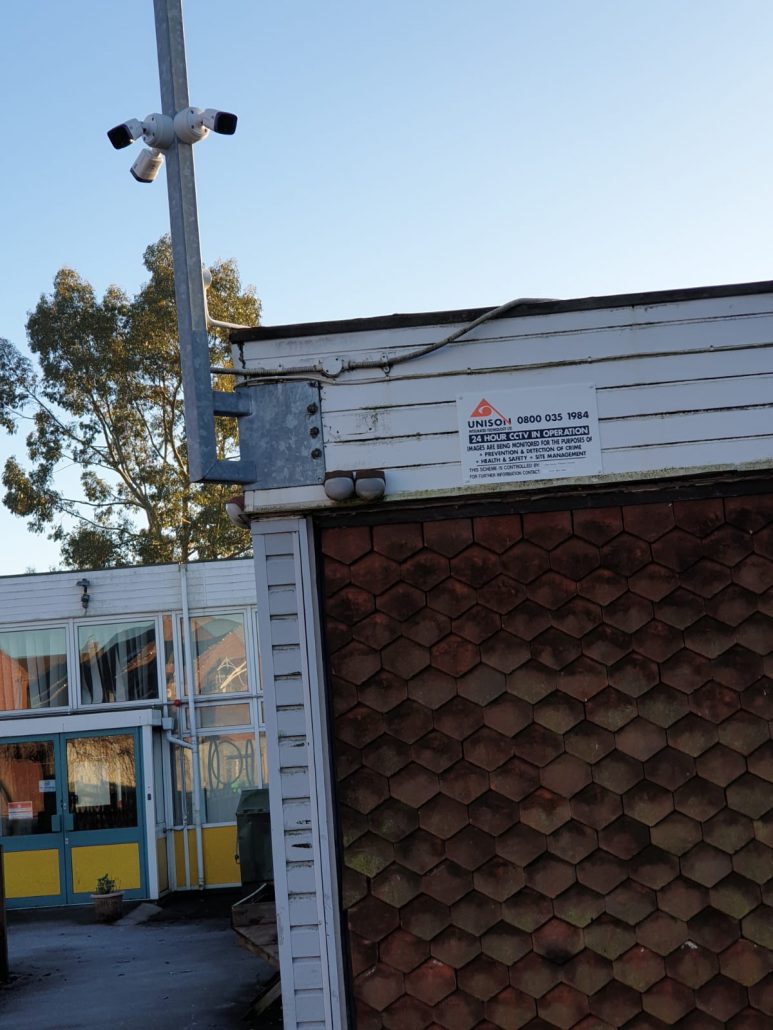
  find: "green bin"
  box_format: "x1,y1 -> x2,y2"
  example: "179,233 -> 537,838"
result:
236,788 -> 274,887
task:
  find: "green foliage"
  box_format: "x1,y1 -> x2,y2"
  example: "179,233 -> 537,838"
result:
0,236 -> 260,569
95,873 -> 117,895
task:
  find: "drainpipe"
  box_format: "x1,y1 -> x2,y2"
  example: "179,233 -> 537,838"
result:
179,562 -> 206,889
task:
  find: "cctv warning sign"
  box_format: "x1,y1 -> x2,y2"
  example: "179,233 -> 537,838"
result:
457,384 -> 602,484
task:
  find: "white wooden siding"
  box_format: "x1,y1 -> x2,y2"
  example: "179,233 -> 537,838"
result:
252,519 -> 347,1030
0,558 -> 256,626
240,289 -> 773,513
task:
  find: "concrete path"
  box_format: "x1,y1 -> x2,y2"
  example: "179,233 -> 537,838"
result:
0,894 -> 275,1029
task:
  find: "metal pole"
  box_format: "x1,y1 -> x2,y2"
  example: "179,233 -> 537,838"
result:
0,845 -> 8,982
153,0 -> 256,484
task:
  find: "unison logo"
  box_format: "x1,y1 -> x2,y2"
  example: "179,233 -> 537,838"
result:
468,398 -> 512,428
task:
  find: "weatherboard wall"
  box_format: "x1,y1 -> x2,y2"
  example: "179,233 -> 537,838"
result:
239,286 -> 773,514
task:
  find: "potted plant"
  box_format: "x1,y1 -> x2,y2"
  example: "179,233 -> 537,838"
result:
91,873 -> 124,922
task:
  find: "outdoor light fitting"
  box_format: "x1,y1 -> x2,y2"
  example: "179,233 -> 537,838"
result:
107,107 -> 237,184
76,578 -> 91,612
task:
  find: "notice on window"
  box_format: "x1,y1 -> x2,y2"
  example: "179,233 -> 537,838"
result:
39,779 -> 56,793
8,801 -> 34,820
458,384 -> 603,484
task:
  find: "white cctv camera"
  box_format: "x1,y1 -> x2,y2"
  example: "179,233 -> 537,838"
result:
225,493 -> 251,529
130,148 -> 165,184
107,113 -> 174,151
174,107 -> 238,144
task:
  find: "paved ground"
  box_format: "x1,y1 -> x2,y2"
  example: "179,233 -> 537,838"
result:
0,892 -> 276,1029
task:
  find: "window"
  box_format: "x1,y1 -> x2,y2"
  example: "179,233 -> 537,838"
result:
0,740 -> 58,835
79,621 -> 159,705
199,732 -> 258,823
0,627 -> 68,712
189,614 -> 249,695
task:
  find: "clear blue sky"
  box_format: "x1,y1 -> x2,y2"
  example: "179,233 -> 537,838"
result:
1,1 -> 772,574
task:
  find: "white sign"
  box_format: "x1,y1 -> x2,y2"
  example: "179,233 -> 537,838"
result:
458,384 -> 602,484
8,801 -> 34,820
39,779 -> 56,793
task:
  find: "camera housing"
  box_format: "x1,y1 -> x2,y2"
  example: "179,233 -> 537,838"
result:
174,107 -> 238,144
130,148 -> 165,184
107,119 -> 144,150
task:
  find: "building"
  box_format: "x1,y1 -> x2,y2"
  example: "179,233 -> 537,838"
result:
0,558 -> 265,908
231,281 -> 773,1028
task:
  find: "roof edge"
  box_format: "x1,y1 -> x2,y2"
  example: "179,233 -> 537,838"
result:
231,279 -> 773,343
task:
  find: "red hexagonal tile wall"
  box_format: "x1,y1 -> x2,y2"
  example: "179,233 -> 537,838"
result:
323,495 -> 773,1026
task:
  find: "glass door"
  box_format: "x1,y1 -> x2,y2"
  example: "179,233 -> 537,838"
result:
0,736 -> 67,907
63,730 -> 147,902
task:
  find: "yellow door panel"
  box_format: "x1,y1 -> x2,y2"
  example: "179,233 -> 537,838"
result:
203,826 -> 239,886
4,849 -> 61,898
71,842 -> 140,894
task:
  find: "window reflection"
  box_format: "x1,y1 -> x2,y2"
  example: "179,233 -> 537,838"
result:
66,734 -> 137,830
79,621 -> 158,704
190,615 -> 248,695
0,741 -> 58,835
200,733 -> 257,823
0,628 -> 68,712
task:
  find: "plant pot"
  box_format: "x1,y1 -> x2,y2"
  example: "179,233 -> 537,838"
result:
91,891 -> 124,923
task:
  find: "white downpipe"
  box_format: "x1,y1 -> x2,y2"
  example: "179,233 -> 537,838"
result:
179,562 -> 206,889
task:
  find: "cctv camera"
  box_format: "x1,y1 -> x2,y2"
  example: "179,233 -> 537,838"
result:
107,118 -> 144,150
225,494 -> 250,529
130,148 -> 164,184
174,107 -> 238,144
141,113 -> 175,150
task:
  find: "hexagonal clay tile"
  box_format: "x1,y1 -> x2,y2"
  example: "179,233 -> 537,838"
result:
622,847 -> 676,896
599,815 -> 650,860
660,649 -> 711,693
713,645 -> 764,692
665,940 -> 718,988
355,962 -> 405,1013
583,624 -> 634,666
513,723 -> 565,767
408,667 -> 457,710
339,767 -> 390,815
550,537 -> 601,580
720,711 -> 770,755
704,809 -> 755,854
359,669 -> 409,713
473,514 -> 523,552
577,851 -> 627,895
503,600 -> 551,641
338,704 -> 386,749
553,883 -> 604,927
490,756 -> 541,802
327,587 -> 375,627
484,986 -> 536,1030
584,913 -> 636,959
385,699 -> 433,744
622,781 -> 674,827
394,829 -> 445,874
651,527 -> 705,571
707,583 -> 758,626
633,621 -> 683,663
430,924 -> 481,967
606,880 -> 657,925
402,608 -> 452,647
422,860 -> 473,907
573,505 -> 623,544
464,726 -> 514,772
548,820 -> 598,864
614,945 -> 665,992
446,826 -> 495,871
474,856 -> 525,902
586,687 -> 637,732
452,605 -> 502,645
510,952 -> 562,997
540,753 -> 592,798
710,872 -> 762,920
733,840 -> 773,885
642,976 -> 694,1025
483,694 -> 532,737
419,794 -> 468,840
593,752 -> 643,795
735,553 -> 773,595
537,982 -> 589,1028
372,863 -> 423,909
349,895 -> 401,941
696,975 -> 749,1023
350,551 -> 402,594
696,742 -> 747,787
579,567 -> 629,606
736,611 -> 773,654
452,891 -> 501,936
382,994 -> 433,1030
469,790 -> 519,837
608,653 -> 660,698
532,627 -> 582,670
743,906 -> 773,950
433,697 -> 483,741
674,776 -> 725,822
507,659 -> 558,704
427,578 -> 477,619
346,831 -> 395,878
681,558 -> 733,599
364,735 -> 412,777
383,637 -> 430,679
390,762 -> 440,808
571,783 -> 622,829
558,656 -> 609,702
629,562 -> 679,603
380,928 -> 430,974
400,895 -> 451,941
636,910 -> 687,956
726,773 -> 772,819
720,939 -> 773,987
749,740 -> 773,782
526,854 -> 577,898
404,957 -> 457,1006
343,867 -> 369,910
589,979 -> 642,1026
520,787 -> 572,834
430,635 -> 480,678
439,760 -> 489,805
457,953 -> 510,1001
688,907 -> 741,952
449,545 -> 501,588
681,842 -> 733,888
656,587 -> 705,629
644,748 -> 695,792
657,876 -> 709,921
749,972 -> 773,1018
529,571 -> 578,613
412,730 -> 462,773
479,575 -> 529,615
